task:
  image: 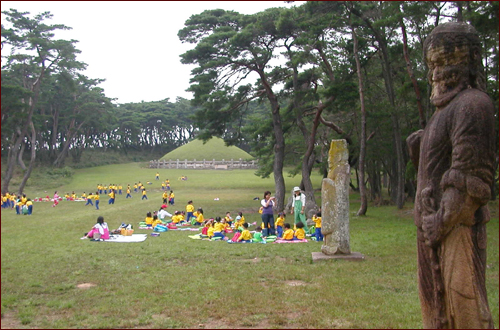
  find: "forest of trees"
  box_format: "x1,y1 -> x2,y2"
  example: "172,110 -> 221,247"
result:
2,2 -> 499,214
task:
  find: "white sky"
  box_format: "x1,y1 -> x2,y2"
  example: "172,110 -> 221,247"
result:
1,1 -> 305,104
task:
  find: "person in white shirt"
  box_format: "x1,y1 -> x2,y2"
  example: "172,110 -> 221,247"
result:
82,216 -> 110,240
158,204 -> 172,221
290,187 -> 307,228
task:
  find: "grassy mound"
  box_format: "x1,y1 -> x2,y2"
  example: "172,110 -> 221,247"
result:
160,137 -> 253,161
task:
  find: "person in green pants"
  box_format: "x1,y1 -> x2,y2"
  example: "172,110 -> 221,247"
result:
291,187 -> 307,227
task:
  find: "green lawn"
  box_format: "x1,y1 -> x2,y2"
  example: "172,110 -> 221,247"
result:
1,163 -> 498,329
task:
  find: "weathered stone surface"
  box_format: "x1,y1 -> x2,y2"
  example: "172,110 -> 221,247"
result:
321,139 -> 350,255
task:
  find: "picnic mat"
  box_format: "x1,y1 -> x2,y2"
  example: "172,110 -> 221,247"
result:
274,239 -> 308,243
104,234 -> 148,243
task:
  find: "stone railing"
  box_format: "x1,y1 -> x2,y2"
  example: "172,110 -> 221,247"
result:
149,159 -> 258,170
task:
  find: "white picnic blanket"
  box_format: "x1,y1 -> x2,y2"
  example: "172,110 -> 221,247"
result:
104,234 -> 148,243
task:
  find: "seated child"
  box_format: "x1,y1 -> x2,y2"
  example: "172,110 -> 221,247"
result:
224,212 -> 233,227
279,223 -> 294,241
152,215 -> 163,228
237,223 -> 252,243
145,212 -> 154,228
206,218 -> 215,238
234,212 -> 245,230
275,212 -> 285,238
221,218 -> 232,233
294,222 -> 306,240
171,211 -> 182,224
194,208 -> 204,226
213,217 -> 229,240
252,226 -> 264,242
81,216 -> 110,240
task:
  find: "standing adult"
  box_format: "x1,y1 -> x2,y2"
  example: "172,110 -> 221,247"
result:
407,22 -> 495,329
290,187 -> 307,228
260,191 -> 276,237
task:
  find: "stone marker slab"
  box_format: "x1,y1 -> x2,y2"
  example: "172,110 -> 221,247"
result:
311,251 -> 365,262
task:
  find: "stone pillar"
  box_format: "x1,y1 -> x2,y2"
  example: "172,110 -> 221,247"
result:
321,139 -> 351,255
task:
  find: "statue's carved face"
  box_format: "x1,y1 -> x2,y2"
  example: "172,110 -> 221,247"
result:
426,44 -> 470,108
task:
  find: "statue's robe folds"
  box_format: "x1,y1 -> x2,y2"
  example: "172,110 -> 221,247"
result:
408,88 -> 495,329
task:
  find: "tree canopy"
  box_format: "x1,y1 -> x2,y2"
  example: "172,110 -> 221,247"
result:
2,2 -> 498,211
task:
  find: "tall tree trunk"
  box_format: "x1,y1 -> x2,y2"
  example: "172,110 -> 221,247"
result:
287,50 -> 319,216
259,71 -> 286,212
400,16 -> 426,129
17,137 -> 27,170
271,102 -> 286,212
2,139 -> 21,194
351,22 -> 368,216
53,118 -> 86,167
380,42 -> 405,209
352,6 -> 406,209
2,99 -> 36,194
299,107 -> 323,216
18,121 -> 36,194
50,105 -> 59,160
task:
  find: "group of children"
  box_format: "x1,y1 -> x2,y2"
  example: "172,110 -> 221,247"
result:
161,190 -> 175,205
136,196 -> 325,243
259,211 -> 323,241
1,193 -> 34,215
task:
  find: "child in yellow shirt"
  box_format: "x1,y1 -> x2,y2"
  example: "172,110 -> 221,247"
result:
94,192 -> 100,210
171,211 -> 182,224
152,215 -> 163,228
237,223 -> 252,242
312,211 -> 323,241
186,200 -> 195,222
212,217 -> 226,240
234,212 -> 245,230
194,208 -> 204,226
294,222 -> 306,240
275,212 -> 286,238
281,223 -> 294,241
224,212 -> 233,227
26,199 -> 33,215
205,218 -> 215,238
145,212 -> 154,228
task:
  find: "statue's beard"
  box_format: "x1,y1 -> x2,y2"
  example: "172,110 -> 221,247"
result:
430,64 -> 469,108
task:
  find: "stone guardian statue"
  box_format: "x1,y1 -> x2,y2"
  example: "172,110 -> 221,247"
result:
406,22 -> 495,329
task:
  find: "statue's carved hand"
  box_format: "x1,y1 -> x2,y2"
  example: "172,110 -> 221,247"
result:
422,213 -> 442,247
420,187 -> 437,215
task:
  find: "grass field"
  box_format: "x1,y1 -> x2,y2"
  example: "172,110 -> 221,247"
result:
1,163 -> 498,329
